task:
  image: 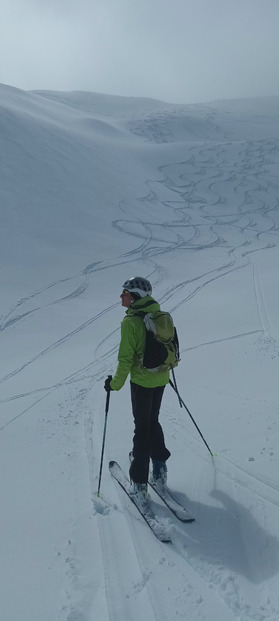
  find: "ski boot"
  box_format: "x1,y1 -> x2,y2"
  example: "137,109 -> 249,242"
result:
150,460 -> 167,493
131,482 -> 148,510
129,452 -> 149,508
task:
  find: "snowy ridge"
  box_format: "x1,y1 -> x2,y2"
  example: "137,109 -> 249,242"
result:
1,84 -> 279,620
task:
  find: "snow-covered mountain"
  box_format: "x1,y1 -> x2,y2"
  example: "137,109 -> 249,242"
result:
1,83 -> 279,621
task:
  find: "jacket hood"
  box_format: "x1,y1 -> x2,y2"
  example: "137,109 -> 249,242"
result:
126,295 -> 160,316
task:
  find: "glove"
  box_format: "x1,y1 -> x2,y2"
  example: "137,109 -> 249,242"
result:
104,375 -> 113,392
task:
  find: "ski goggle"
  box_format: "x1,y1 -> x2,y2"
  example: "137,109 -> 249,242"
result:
121,289 -> 130,296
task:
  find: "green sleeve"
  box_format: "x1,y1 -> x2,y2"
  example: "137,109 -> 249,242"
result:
110,318 -> 138,391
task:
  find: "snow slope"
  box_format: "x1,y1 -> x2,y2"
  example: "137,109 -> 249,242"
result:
1,83 -> 279,621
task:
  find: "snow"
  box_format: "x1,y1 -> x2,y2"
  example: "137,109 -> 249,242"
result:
1,83 -> 279,621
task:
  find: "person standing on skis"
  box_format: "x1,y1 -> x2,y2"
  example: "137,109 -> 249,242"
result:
104,276 -> 170,503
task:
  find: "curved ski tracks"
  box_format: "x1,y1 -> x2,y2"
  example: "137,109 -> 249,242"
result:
2,107 -> 279,620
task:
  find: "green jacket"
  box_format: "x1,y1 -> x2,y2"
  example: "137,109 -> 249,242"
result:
110,296 -> 169,391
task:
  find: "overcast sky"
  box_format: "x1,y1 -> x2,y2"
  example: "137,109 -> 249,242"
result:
1,0 -> 278,104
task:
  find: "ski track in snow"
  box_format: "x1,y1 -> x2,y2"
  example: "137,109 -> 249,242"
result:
164,407 -> 279,621
2,95 -> 279,621
2,136 -> 279,389
87,136 -> 277,619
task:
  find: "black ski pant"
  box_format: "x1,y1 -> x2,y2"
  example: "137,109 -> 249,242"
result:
129,382 -> 171,484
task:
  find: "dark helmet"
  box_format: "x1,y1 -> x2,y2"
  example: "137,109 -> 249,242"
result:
122,276 -> 152,298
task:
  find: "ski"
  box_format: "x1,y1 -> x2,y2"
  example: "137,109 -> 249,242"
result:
149,480 -> 195,522
109,461 -> 171,543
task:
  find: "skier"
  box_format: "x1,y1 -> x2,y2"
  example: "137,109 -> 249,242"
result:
104,276 -> 170,504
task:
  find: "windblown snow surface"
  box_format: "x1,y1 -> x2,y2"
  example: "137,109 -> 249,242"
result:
1,83 -> 279,621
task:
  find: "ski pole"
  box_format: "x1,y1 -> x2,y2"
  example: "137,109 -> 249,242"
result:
171,367 -> 183,408
169,376 -> 214,457
97,387 -> 111,496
